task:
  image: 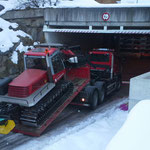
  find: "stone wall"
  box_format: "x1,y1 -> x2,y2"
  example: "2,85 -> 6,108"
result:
0,37 -> 33,78
0,9 -> 42,77
1,8 -> 45,42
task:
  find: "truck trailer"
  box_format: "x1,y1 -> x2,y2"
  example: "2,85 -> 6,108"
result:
0,44 -> 121,136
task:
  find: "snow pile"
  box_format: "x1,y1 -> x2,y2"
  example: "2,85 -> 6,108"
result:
106,100 -> 150,150
0,18 -> 30,53
16,0 -> 101,8
0,0 -> 19,15
56,0 -> 101,8
0,1 -> 32,64
14,99 -> 128,150
0,17 -> 31,63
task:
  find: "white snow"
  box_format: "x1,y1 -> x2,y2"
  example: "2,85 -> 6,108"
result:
56,0 -> 101,8
0,0 -> 19,16
0,18 -> 31,53
1,0 -> 150,11
14,98 -> 128,150
11,42 -> 33,64
121,0 -> 150,4
11,51 -> 18,64
106,100 -> 150,150
0,1 -> 32,63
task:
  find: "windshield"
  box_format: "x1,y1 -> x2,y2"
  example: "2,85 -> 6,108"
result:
25,56 -> 47,70
90,53 -> 109,62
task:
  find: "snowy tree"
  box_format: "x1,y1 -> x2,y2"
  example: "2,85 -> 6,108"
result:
17,0 -> 59,8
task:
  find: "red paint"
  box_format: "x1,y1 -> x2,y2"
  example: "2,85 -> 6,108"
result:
90,50 -> 113,71
25,51 -> 47,56
52,69 -> 66,83
25,48 -> 58,57
66,65 -> 90,81
61,49 -> 75,56
8,69 -> 48,98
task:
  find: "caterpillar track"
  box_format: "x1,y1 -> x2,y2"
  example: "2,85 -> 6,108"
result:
0,80 -> 73,128
0,103 -> 20,123
20,80 -> 74,127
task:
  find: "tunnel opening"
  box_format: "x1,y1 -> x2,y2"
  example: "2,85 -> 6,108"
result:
119,34 -> 150,81
44,32 -> 150,82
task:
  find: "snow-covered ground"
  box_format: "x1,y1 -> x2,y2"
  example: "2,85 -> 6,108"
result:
13,98 -> 128,150
106,100 -> 150,150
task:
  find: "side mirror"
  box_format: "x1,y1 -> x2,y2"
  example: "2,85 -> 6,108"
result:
68,56 -> 78,64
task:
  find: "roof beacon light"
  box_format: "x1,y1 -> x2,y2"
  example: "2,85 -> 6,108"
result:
45,48 -> 49,54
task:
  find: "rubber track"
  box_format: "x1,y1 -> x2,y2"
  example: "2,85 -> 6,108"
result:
20,80 -> 74,127
0,103 -> 20,122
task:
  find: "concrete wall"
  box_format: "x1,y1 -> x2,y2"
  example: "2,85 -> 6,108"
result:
129,72 -> 150,111
2,7 -> 150,43
2,7 -> 150,45
44,7 -> 150,27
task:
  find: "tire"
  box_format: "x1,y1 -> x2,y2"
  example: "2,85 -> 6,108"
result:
95,82 -> 105,104
116,78 -> 122,91
98,87 -> 105,104
90,89 -> 99,110
84,86 -> 99,110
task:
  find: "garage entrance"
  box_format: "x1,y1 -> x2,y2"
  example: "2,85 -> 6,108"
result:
119,34 -> 150,81
44,30 -> 150,82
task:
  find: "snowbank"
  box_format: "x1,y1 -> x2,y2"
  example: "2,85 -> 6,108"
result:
106,100 -> 150,150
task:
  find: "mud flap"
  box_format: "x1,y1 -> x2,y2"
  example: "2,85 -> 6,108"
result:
0,119 -> 15,134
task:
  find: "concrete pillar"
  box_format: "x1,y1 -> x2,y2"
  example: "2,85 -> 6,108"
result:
129,72 -> 150,111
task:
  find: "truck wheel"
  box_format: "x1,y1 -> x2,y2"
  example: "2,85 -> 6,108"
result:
116,78 -> 121,91
90,89 -> 99,110
95,82 -> 105,104
98,87 -> 105,104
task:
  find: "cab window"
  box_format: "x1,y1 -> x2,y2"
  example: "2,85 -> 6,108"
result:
51,54 -> 64,74
25,56 -> 47,70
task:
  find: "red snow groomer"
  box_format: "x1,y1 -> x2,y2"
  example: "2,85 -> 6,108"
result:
0,44 -> 90,136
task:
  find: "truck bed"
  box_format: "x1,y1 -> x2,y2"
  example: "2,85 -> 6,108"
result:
13,78 -> 89,136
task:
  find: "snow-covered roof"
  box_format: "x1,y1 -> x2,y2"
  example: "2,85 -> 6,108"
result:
1,0 -> 150,12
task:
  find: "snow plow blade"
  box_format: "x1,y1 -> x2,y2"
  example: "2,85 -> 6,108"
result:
0,119 -> 15,134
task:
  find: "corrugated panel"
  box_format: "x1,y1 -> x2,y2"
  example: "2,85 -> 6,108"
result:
53,29 -> 150,34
